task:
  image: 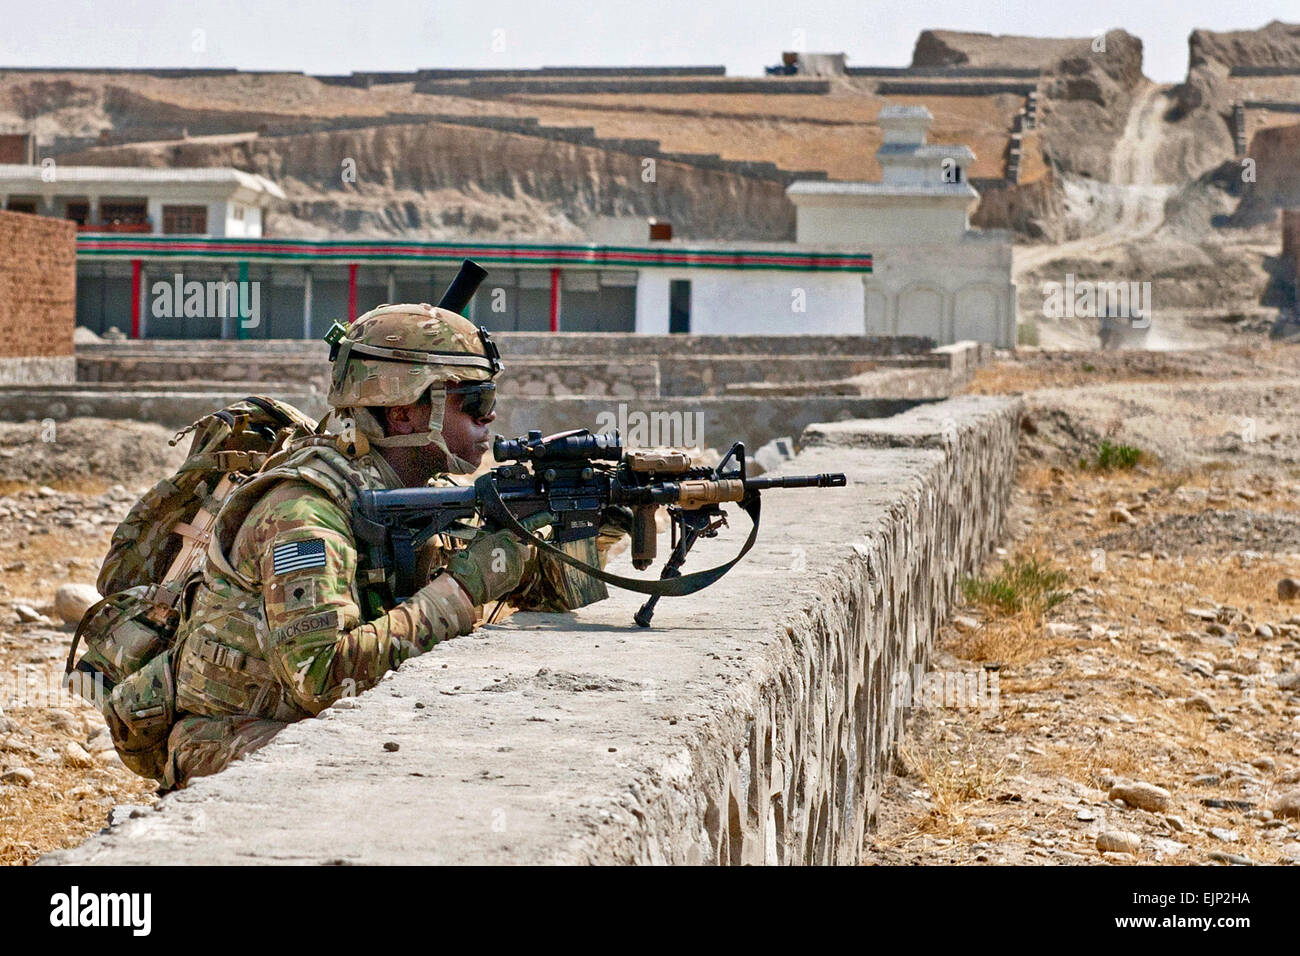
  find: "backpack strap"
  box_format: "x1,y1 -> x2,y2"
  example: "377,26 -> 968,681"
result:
242,395 -> 299,429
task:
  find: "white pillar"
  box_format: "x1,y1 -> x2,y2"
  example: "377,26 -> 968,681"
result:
146,198 -> 165,235
302,268 -> 313,339
386,268 -> 396,305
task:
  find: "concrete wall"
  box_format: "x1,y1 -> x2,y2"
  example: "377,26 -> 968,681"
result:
494,395 -> 924,452
864,236 -> 1016,347
0,383 -> 328,428
795,199 -> 972,246
726,341 -> 993,398
635,270 -> 866,335
43,394 -> 1020,866
0,383 -> 922,451
74,334 -> 944,399
0,209 -> 76,385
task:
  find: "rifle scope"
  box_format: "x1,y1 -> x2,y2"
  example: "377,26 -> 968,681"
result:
493,428 -> 623,464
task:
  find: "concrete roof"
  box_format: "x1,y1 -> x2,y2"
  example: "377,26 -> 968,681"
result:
877,143 -> 976,160
0,164 -> 286,199
786,180 -> 979,198
877,105 -> 933,121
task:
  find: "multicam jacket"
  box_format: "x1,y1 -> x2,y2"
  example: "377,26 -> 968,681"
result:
170,437 -> 614,723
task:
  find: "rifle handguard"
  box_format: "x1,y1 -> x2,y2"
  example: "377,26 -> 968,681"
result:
675,479 -> 745,509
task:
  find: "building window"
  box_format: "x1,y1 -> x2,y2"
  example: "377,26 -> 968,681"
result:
669,279 -> 691,333
6,199 -> 37,214
100,200 -> 149,228
232,204 -> 245,221
65,201 -> 89,225
163,205 -> 209,234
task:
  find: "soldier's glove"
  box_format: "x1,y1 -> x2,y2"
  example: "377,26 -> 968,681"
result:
599,505 -> 634,540
446,511 -> 556,606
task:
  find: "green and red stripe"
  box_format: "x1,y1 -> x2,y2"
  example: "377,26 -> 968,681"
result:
76,235 -> 871,272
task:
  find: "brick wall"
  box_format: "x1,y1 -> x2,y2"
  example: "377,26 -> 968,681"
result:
0,210 -> 77,384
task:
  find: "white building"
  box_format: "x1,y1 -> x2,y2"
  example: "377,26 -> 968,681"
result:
788,105 -> 1015,347
0,165 -> 284,237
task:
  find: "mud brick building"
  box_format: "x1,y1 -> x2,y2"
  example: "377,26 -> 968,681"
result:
1284,209 -> 1300,305
0,208 -> 76,384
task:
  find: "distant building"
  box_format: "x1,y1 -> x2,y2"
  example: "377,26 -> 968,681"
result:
30,167 -> 876,340
788,106 -> 1015,347
0,165 -> 283,237
72,234 -> 871,339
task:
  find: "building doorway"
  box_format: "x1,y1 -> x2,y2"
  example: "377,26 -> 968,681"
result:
669,279 -> 691,333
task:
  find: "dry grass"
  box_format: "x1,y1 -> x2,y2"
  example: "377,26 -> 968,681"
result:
1,702 -> 159,866
899,732 -> 1012,836
949,610 -> 1055,667
0,763 -> 159,866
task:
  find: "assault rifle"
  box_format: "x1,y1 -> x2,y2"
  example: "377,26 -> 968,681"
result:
352,428 -> 846,627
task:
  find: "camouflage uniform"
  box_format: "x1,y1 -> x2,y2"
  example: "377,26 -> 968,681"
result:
161,304 -> 622,789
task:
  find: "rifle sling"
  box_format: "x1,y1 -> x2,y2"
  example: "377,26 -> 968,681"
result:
479,477 -> 761,598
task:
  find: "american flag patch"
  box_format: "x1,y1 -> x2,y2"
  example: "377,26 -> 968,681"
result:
272,538 -> 327,575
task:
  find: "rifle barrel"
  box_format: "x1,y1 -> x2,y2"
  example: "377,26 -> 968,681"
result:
745,473 -> 846,490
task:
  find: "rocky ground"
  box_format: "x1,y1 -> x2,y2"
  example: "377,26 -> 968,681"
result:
4,345 -> 1300,865
0,422 -> 182,865
862,343 -> 1300,865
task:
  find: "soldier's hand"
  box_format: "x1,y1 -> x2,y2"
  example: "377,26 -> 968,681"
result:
446,511 -> 555,606
598,505 -> 634,541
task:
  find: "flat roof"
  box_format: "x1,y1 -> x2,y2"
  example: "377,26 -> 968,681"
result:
0,165 -> 285,199
787,180 -> 978,198
877,143 -> 976,160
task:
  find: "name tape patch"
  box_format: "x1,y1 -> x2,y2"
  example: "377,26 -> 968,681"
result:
271,609 -> 342,644
273,538 -> 327,575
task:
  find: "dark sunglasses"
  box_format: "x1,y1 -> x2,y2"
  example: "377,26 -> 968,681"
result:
445,381 -> 496,420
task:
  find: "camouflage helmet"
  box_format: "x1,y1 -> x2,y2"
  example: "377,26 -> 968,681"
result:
324,303 -> 503,471
327,303 -> 500,407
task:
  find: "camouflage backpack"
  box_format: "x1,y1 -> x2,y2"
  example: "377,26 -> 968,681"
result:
65,396 -> 319,779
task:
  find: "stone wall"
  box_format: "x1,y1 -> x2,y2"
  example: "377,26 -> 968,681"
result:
0,210 -> 76,385
75,353 -> 918,399
74,334 -> 947,400
0,383 -> 328,429
44,394 -> 1021,866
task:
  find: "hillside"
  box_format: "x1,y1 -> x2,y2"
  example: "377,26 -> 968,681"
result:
2,20 -> 1298,271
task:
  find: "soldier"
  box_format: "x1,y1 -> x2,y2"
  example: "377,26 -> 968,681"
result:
160,303 -> 619,789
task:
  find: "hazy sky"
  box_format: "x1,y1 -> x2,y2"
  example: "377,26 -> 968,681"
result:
0,1 -> 1294,83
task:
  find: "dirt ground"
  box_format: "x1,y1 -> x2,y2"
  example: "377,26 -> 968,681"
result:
861,343 -> 1300,865
0,420 -> 192,863
4,345 -> 1300,865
